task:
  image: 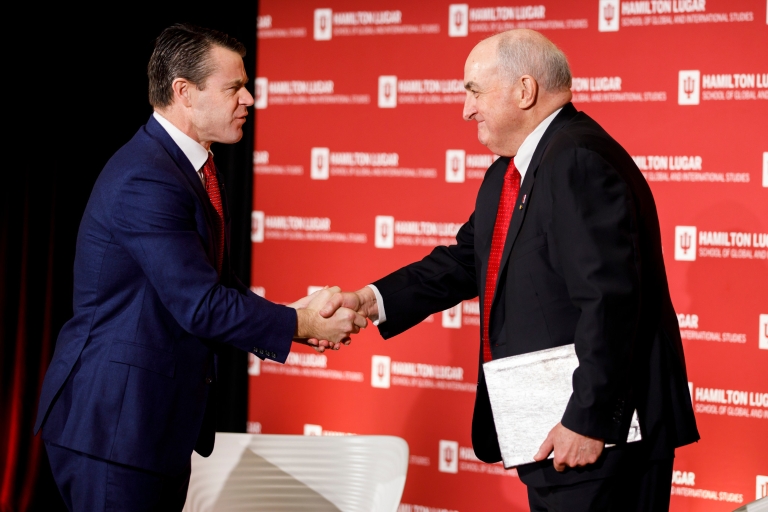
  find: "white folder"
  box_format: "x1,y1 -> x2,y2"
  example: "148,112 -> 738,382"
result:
483,343 -> 642,469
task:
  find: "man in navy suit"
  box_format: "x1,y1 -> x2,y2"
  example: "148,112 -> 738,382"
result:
322,30 -> 698,510
34,24 -> 365,511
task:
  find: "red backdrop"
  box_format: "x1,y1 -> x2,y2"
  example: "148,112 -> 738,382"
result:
249,1 -> 768,510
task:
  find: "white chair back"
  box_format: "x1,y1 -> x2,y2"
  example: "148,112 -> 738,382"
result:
183,433 -> 409,512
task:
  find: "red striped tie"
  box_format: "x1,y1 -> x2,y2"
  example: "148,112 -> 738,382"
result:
482,160 -> 521,363
201,154 -> 225,276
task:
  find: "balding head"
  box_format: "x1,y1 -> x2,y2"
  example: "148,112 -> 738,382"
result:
492,30 -> 572,91
463,30 -> 572,156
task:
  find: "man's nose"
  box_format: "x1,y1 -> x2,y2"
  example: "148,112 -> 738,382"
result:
463,93 -> 476,121
241,87 -> 255,107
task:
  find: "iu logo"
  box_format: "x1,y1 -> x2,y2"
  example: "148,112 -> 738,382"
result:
759,314 -> 768,350
757,475 -> 768,500
442,304 -> 462,329
314,9 -> 332,40
762,152 -> 767,188
310,147 -> 330,180
378,76 -> 398,108
375,216 -> 395,249
371,355 -> 391,388
251,211 -> 265,243
445,150 -> 466,183
674,226 -> 697,261
598,0 -> 620,32
678,70 -> 701,105
254,77 -> 268,109
247,353 -> 261,376
688,382 -> 694,404
438,440 -> 459,473
448,4 -> 469,37
304,424 -> 323,436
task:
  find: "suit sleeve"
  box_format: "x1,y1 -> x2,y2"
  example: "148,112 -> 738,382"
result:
112,168 -> 296,363
551,146 -> 641,443
373,212 -> 478,338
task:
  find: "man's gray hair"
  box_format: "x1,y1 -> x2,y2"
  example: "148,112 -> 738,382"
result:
496,32 -> 572,91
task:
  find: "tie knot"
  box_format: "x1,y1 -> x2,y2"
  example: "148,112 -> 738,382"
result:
505,160 -> 519,181
202,153 -> 216,177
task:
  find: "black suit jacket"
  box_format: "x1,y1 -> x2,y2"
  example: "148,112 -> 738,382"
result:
374,103 -> 699,486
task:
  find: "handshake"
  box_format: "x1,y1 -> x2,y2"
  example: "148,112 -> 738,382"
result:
289,286 -> 379,353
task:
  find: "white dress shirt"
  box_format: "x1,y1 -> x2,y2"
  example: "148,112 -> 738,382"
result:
513,107 -> 562,182
152,111 -> 210,184
370,107 -> 563,325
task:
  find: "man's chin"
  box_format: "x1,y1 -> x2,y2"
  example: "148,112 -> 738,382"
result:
478,138 -> 509,157
477,134 -> 491,149
218,130 -> 244,145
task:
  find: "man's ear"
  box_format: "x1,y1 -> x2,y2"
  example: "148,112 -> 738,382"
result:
171,78 -> 193,107
518,75 -> 539,109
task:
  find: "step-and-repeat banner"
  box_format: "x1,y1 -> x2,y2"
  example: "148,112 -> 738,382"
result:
248,1 -> 767,510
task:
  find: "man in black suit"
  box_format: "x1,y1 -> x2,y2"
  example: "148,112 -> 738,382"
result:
322,30 -> 699,510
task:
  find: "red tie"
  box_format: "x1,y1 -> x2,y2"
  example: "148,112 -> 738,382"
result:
482,160 -> 521,363
201,154 -> 225,276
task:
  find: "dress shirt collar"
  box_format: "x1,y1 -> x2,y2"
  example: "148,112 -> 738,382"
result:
152,111 -> 210,172
513,107 -> 562,182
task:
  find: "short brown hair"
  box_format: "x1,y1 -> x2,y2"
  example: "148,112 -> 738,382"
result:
148,23 -> 246,108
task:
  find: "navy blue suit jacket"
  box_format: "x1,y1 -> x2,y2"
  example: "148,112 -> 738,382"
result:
34,116 -> 296,475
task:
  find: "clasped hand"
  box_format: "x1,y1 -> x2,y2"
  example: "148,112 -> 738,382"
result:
289,286 -> 368,353
290,286 -> 379,353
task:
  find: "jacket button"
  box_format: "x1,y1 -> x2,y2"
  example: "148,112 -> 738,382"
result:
205,377 -> 213,384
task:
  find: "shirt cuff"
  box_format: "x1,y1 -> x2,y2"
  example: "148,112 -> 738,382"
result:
366,284 -> 386,325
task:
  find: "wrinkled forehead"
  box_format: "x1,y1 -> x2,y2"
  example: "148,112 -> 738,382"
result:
468,38 -> 497,64
464,40 -> 499,80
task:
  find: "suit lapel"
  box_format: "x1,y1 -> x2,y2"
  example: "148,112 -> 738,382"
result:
145,116 -> 220,261
492,103 -> 578,304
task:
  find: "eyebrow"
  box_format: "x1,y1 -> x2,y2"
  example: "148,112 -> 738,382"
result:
225,77 -> 248,88
465,81 -> 479,91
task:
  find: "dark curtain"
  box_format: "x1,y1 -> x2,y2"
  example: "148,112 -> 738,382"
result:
2,5 -> 256,511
